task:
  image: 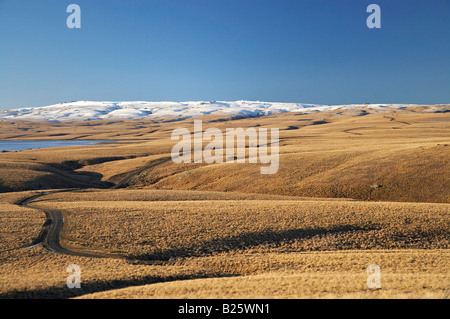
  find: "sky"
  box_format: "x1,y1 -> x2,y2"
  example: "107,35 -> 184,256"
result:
0,0 -> 449,109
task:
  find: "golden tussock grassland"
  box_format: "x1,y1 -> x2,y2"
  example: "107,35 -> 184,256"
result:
0,108 -> 448,202
1,246 -> 448,299
33,198 -> 449,260
0,107 -> 448,299
0,203 -> 45,251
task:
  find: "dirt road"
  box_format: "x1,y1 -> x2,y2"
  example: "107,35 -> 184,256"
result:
13,157 -> 171,258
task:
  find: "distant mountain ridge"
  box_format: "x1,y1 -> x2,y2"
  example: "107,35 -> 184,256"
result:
0,100 -> 446,122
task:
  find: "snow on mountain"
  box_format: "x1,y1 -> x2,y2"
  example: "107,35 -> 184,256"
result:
0,100 -> 441,122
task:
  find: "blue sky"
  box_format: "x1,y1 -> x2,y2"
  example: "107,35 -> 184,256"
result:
0,0 -> 449,109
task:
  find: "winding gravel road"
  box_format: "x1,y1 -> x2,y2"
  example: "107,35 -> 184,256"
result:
14,156 -> 171,258
17,190 -> 108,258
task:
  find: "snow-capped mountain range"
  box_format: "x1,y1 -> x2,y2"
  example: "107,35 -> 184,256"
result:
0,101 -> 446,122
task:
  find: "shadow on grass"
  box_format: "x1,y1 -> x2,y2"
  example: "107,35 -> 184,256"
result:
0,179 -> 14,192
0,271 -> 237,299
133,224 -> 374,261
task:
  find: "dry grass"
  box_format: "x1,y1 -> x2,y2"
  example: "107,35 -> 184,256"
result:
149,145 -> 449,203
0,190 -> 42,204
0,202 -> 45,251
77,250 -> 450,299
36,189 -> 334,202
78,272 -> 449,299
0,191 -> 448,299
0,107 -> 448,299
0,109 -> 448,203
0,245 -> 222,299
33,199 -> 449,260
1,246 -> 448,299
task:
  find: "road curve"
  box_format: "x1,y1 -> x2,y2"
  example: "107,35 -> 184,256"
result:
17,190 -> 109,258
14,156 -> 172,258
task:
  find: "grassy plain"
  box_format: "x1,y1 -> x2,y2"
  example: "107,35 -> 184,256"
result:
33,198 -> 449,259
0,202 -> 45,251
0,106 -> 448,202
1,246 -> 447,299
0,106 -> 448,298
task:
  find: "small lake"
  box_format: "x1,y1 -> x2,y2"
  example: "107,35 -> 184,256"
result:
0,140 -> 114,152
